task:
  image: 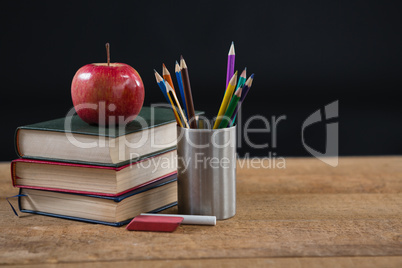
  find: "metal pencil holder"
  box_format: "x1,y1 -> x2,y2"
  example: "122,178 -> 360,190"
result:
176,124 -> 236,220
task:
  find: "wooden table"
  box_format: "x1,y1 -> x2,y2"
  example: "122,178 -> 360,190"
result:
1,157 -> 402,267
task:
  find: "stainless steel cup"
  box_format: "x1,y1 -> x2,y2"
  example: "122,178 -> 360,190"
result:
176,125 -> 236,220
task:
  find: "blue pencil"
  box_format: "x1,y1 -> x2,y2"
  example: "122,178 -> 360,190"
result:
154,69 -> 169,102
154,69 -> 183,125
175,61 -> 188,120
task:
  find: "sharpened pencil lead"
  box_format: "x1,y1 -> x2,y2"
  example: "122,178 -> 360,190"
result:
154,70 -> 164,83
230,71 -> 238,85
175,61 -> 181,72
162,63 -> 170,76
180,57 -> 187,69
228,42 -> 235,55
235,86 -> 243,97
240,68 -> 247,78
248,77 -> 254,87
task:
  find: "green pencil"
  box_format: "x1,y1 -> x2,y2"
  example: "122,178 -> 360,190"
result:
218,86 -> 243,128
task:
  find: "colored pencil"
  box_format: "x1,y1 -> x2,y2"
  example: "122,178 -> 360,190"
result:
218,86 -> 243,128
162,63 -> 175,91
180,56 -> 197,129
229,74 -> 254,126
175,61 -> 188,120
154,69 -> 181,125
154,69 -> 169,102
226,42 -> 235,89
165,82 -> 189,128
236,68 -> 247,91
213,71 -> 238,129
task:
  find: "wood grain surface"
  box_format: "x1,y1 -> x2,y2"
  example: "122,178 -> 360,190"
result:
1,157 -> 401,267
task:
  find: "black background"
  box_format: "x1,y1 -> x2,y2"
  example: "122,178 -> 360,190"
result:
1,0 -> 402,161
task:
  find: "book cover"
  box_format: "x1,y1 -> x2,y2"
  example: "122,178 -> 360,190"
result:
12,145 -> 177,168
16,106 -> 178,139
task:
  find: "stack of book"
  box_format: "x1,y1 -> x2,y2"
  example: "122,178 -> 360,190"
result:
11,107 -> 182,226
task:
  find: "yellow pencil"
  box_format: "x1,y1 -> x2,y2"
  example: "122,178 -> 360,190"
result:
165,82 -> 189,128
213,71 -> 238,129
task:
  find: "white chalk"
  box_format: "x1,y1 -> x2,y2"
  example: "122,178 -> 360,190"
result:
140,213 -> 216,226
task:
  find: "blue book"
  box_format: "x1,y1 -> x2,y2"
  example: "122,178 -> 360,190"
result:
18,174 -> 177,227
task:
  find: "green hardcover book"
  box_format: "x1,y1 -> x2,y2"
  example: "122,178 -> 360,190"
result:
15,106 -> 202,166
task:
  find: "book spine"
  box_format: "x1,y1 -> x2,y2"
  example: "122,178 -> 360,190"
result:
14,128 -> 22,158
10,161 -> 17,187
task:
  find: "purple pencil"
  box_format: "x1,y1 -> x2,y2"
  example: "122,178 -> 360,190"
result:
226,42 -> 235,89
229,74 -> 254,126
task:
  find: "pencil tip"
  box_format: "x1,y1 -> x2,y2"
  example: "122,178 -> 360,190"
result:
175,61 -> 181,72
162,63 -> 170,75
180,56 -> 187,69
229,71 -> 238,85
229,42 -> 235,55
235,86 -> 243,97
245,74 -> 255,87
180,55 -> 184,60
241,68 -> 247,77
154,70 -> 163,82
248,74 -> 254,87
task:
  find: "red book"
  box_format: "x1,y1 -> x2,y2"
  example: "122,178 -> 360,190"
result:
11,148 -> 177,197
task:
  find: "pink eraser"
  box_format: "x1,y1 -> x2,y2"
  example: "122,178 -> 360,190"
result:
126,215 -> 184,232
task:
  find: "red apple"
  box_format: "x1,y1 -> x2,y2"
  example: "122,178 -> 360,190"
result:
71,45 -> 144,126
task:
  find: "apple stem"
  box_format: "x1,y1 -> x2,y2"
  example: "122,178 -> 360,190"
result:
105,43 -> 110,66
